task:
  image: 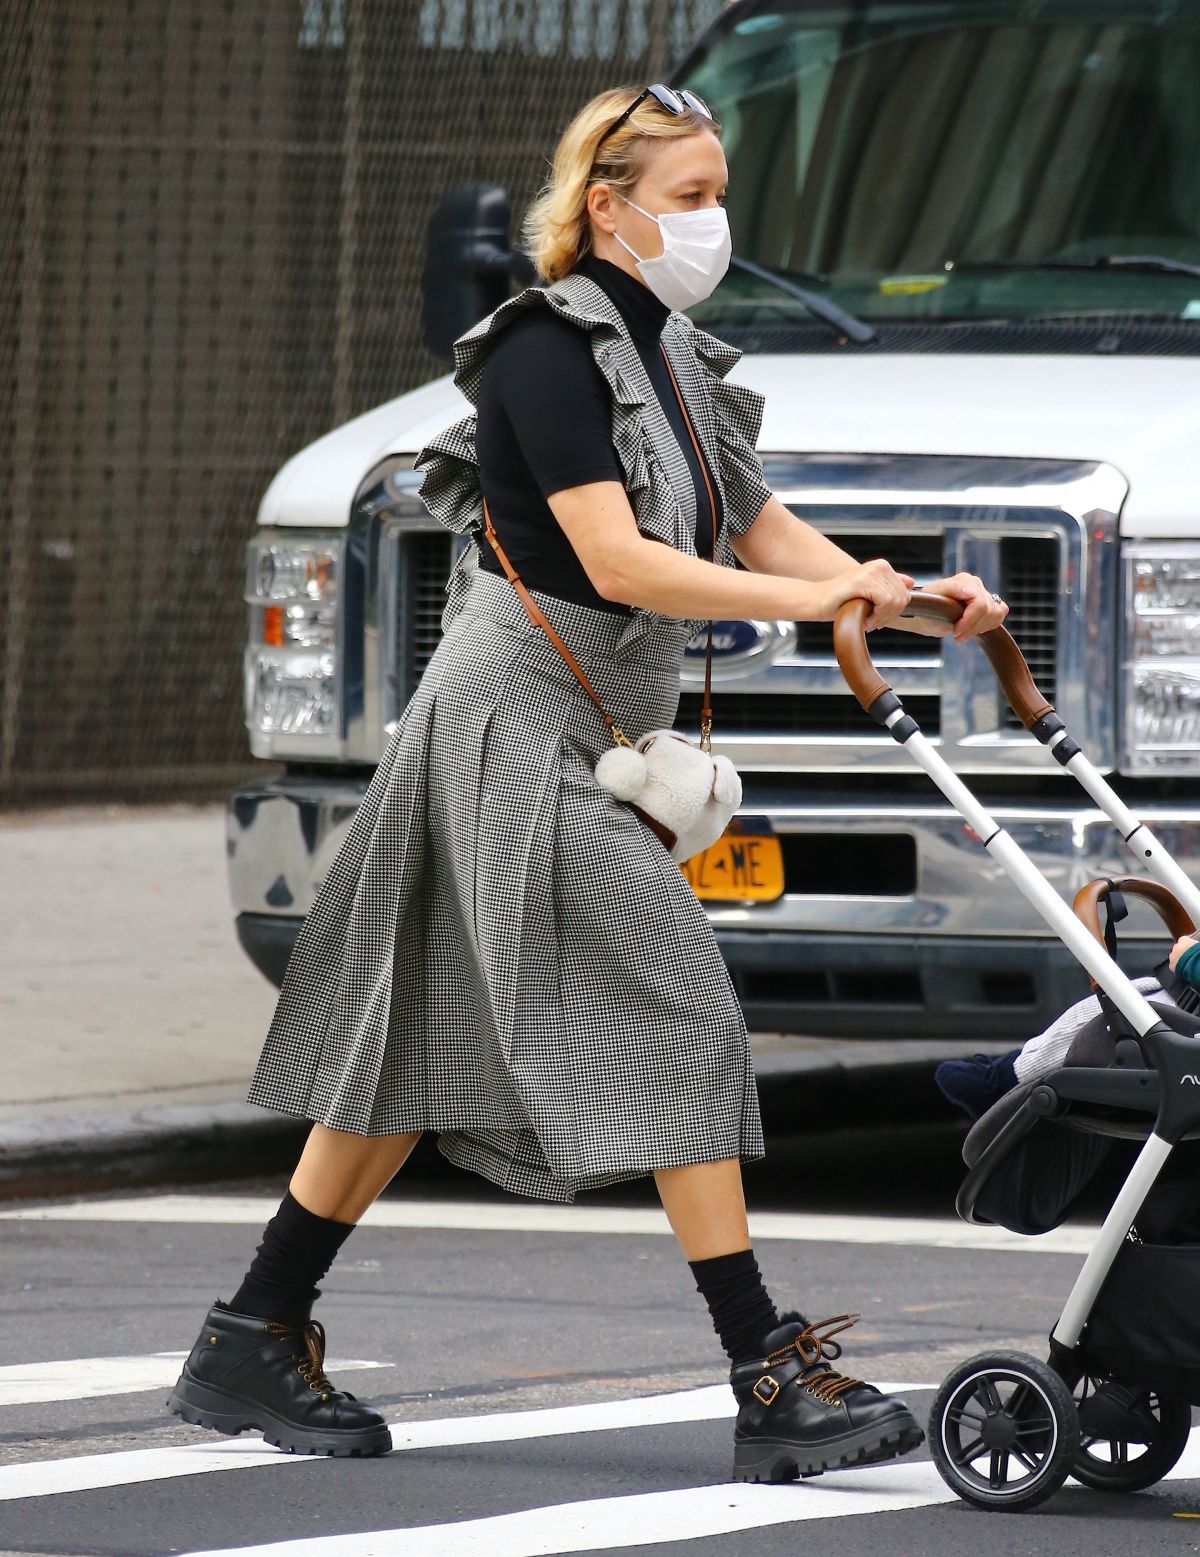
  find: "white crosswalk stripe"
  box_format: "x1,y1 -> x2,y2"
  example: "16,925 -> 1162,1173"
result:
0,1379 -> 920,1501
181,1466 -> 963,1557
0,1353 -> 390,1408
167,1431 -> 1200,1557
0,1193 -> 1098,1254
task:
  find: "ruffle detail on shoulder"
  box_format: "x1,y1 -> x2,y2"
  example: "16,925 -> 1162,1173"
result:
416,272 -> 700,655
413,285 -> 550,538
684,320 -> 773,537
413,411 -> 484,535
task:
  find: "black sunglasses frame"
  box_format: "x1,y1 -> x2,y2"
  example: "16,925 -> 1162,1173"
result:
594,82 -> 714,154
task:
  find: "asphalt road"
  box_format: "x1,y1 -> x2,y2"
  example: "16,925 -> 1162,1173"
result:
1,1128 -> 1198,1557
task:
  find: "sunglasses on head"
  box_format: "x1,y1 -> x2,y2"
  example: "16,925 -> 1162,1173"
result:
594,82 -> 714,153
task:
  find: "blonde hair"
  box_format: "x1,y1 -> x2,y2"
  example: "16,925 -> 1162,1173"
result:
521,84 -> 723,284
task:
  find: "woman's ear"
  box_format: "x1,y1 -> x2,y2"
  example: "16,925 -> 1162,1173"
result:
588,182 -> 617,236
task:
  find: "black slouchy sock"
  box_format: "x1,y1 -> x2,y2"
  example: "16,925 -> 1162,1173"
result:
227,1189 -> 356,1324
688,1247 -> 781,1365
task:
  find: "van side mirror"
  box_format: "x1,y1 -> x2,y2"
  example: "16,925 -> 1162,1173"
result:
421,182 -> 539,360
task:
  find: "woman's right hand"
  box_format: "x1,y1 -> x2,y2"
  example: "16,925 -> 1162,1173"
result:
802,559 -> 915,632
1169,934 -> 1199,971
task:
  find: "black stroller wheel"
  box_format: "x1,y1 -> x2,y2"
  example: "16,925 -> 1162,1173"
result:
1070,1375 -> 1192,1492
929,1351 -> 1079,1512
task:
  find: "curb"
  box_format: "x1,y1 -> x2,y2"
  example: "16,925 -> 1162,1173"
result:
0,1102 -> 307,1202
0,1040 -> 1003,1203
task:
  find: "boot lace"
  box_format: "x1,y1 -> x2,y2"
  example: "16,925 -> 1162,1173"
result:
264,1317 -> 335,1396
763,1313 -> 866,1405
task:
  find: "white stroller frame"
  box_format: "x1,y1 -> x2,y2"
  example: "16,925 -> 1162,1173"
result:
835,589 -> 1200,1511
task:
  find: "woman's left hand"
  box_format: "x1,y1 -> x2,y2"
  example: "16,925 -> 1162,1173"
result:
896,572 -> 1010,644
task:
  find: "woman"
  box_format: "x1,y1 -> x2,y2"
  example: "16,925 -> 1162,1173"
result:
167,82 -> 1008,1482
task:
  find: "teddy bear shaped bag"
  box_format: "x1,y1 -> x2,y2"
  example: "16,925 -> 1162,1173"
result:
478,344 -> 741,864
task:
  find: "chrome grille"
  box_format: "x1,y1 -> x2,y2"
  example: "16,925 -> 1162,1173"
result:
680,690 -> 941,737
687,529 -> 949,739
370,453 -> 1122,775
357,481 -> 462,750
793,621 -> 941,660
720,451 -> 1123,774
404,533 -> 456,687
680,530 -> 1061,742
999,536 -> 1059,732
790,531 -> 944,659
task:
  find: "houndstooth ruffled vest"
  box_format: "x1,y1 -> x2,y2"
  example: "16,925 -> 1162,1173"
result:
414,269 -> 773,658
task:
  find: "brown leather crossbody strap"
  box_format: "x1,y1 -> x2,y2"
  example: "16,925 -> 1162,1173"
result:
481,495 -> 635,748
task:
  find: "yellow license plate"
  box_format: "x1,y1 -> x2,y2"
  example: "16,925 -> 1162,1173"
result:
680,823 -> 784,902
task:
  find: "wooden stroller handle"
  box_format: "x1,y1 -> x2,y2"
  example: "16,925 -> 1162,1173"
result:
832,590 -> 1054,729
1073,876 -> 1196,953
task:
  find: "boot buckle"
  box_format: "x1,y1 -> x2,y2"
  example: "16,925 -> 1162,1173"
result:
752,1374 -> 781,1405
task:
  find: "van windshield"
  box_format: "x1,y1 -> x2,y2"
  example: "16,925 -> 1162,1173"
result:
678,0 -> 1200,335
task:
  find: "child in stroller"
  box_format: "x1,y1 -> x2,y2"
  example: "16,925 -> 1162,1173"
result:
936,925 -> 1200,1120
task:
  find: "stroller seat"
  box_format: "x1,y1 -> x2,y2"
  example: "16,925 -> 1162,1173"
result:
958,986 -> 1200,1236
958,982 -> 1200,1408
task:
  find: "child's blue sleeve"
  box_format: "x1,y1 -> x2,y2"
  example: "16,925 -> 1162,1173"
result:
1176,940 -> 1200,990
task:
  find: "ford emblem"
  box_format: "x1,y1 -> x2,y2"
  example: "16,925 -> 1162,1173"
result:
686,618 -> 780,661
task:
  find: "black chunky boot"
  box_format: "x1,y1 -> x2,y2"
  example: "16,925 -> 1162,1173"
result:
730,1312 -> 924,1482
167,1301 -> 392,1457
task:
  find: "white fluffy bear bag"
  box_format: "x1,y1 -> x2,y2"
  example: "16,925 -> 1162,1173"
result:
595,729 -> 742,864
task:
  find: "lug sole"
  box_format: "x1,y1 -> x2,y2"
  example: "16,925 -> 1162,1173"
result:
166,1375 -> 393,1458
731,1414 -> 925,1483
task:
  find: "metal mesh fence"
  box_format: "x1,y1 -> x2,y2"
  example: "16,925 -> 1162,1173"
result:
1,0 -> 724,806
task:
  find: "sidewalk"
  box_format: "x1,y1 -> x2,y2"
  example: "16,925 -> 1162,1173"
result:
0,803 -> 303,1197
0,803 -> 993,1201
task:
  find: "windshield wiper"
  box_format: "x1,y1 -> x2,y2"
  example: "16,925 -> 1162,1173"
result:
1092,254 -> 1200,281
728,254 -> 876,344
947,255 -> 1200,281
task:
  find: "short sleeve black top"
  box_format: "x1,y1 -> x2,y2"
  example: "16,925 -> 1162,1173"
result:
474,251 -> 722,616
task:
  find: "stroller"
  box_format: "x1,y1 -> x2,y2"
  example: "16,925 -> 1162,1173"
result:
834,589 -> 1200,1513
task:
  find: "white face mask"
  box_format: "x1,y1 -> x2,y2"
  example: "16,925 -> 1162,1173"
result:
612,192 -> 732,311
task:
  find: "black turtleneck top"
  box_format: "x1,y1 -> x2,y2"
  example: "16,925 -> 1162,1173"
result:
474,250 -> 721,614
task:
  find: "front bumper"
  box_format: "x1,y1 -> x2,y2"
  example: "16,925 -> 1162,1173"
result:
229,772 -> 1200,1039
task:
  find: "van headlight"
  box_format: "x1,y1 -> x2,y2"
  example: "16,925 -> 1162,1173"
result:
244,531 -> 343,757
1122,544 -> 1200,773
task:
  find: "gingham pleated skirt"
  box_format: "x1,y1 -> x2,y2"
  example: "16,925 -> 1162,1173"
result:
246,562 -> 765,1202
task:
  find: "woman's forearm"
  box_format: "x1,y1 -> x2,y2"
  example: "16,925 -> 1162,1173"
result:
729,495 -> 860,582
545,483 -> 911,627
603,535 -> 821,619
769,514 -> 860,581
